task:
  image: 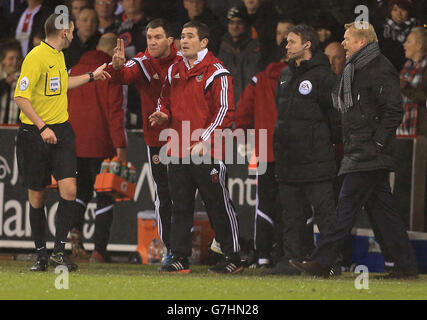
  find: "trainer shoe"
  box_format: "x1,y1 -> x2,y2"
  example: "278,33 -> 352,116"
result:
159,256 -> 190,274
30,255 -> 48,272
210,238 -> 224,255
162,250 -> 173,266
70,229 -> 90,259
289,259 -> 330,278
263,260 -> 301,275
49,251 -> 78,272
209,256 -> 243,274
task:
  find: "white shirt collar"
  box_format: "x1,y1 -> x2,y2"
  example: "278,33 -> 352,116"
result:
182,48 -> 209,69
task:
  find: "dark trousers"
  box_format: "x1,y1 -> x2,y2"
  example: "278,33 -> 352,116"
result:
254,163 -> 280,259
312,170 -> 418,271
279,180 -> 336,261
168,159 -> 240,258
72,157 -> 115,254
147,146 -> 173,249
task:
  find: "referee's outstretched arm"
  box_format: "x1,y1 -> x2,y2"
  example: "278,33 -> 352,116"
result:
68,63 -> 111,90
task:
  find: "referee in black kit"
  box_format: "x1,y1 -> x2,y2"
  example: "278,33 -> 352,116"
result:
14,12 -> 110,272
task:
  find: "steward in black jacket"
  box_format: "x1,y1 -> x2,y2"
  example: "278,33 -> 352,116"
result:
274,51 -> 339,183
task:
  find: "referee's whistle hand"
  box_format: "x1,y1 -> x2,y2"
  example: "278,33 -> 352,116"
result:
40,128 -> 58,144
93,63 -> 111,81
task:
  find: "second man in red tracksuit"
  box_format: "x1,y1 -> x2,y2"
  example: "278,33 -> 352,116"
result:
150,21 -> 242,274
109,19 -> 182,263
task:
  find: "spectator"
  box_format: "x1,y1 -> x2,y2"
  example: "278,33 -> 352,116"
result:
397,26 -> 427,136
381,0 -> 417,71
291,22 -> 419,280
0,40 -> 22,124
64,7 -> 101,69
272,24 -> 339,275
310,12 -> 341,52
218,6 -> 262,105
68,33 -> 127,262
207,0 -> 241,28
15,0 -> 52,56
324,42 -> 346,76
68,0 -> 90,21
117,0 -> 149,59
179,0 -> 225,55
0,0 -> 26,41
241,0 -> 279,66
271,17 -> 294,62
94,0 -> 121,34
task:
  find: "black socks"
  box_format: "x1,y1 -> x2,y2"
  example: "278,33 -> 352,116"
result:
54,197 -> 78,254
29,205 -> 47,257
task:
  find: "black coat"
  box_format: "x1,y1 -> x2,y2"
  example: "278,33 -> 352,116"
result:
274,52 -> 339,183
339,54 -> 403,175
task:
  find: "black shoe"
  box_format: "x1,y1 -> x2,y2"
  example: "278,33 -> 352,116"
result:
289,259 -> 331,278
49,252 -> 78,272
209,256 -> 243,274
375,269 -> 419,280
263,260 -> 301,275
30,256 -> 48,272
159,256 -> 190,274
330,264 -> 342,277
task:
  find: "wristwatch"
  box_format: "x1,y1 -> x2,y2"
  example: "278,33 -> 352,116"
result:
87,71 -> 94,83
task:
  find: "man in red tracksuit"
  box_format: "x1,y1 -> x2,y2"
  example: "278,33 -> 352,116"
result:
108,19 -> 182,263
150,21 -> 242,274
68,33 -> 127,262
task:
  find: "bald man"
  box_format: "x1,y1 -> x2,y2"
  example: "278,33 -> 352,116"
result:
324,42 -> 346,76
68,33 -> 127,262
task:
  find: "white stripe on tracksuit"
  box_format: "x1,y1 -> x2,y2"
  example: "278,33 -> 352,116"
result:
201,64 -> 229,141
147,146 -> 163,242
95,204 -> 114,216
218,161 -> 240,253
253,172 -> 274,250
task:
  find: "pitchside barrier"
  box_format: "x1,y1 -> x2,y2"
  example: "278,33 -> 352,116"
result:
0,126 -> 426,271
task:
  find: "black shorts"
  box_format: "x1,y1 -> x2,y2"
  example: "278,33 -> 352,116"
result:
16,122 -> 77,190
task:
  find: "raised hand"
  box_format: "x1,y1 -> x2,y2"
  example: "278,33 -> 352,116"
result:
112,38 -> 126,70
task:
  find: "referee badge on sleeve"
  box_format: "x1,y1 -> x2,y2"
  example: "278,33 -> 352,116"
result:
19,77 -> 29,91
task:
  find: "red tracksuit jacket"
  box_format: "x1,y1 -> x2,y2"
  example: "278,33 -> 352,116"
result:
235,61 -> 287,163
108,44 -> 182,147
157,49 -> 235,159
68,50 -> 127,158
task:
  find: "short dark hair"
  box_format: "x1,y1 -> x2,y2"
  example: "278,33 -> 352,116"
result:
182,21 -> 210,41
288,24 -> 320,54
146,18 -> 172,38
0,39 -> 22,61
45,13 -> 72,37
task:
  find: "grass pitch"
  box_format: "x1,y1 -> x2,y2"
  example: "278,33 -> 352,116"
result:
0,260 -> 426,300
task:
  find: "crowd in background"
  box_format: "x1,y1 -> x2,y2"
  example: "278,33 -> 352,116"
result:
0,0 -> 425,127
